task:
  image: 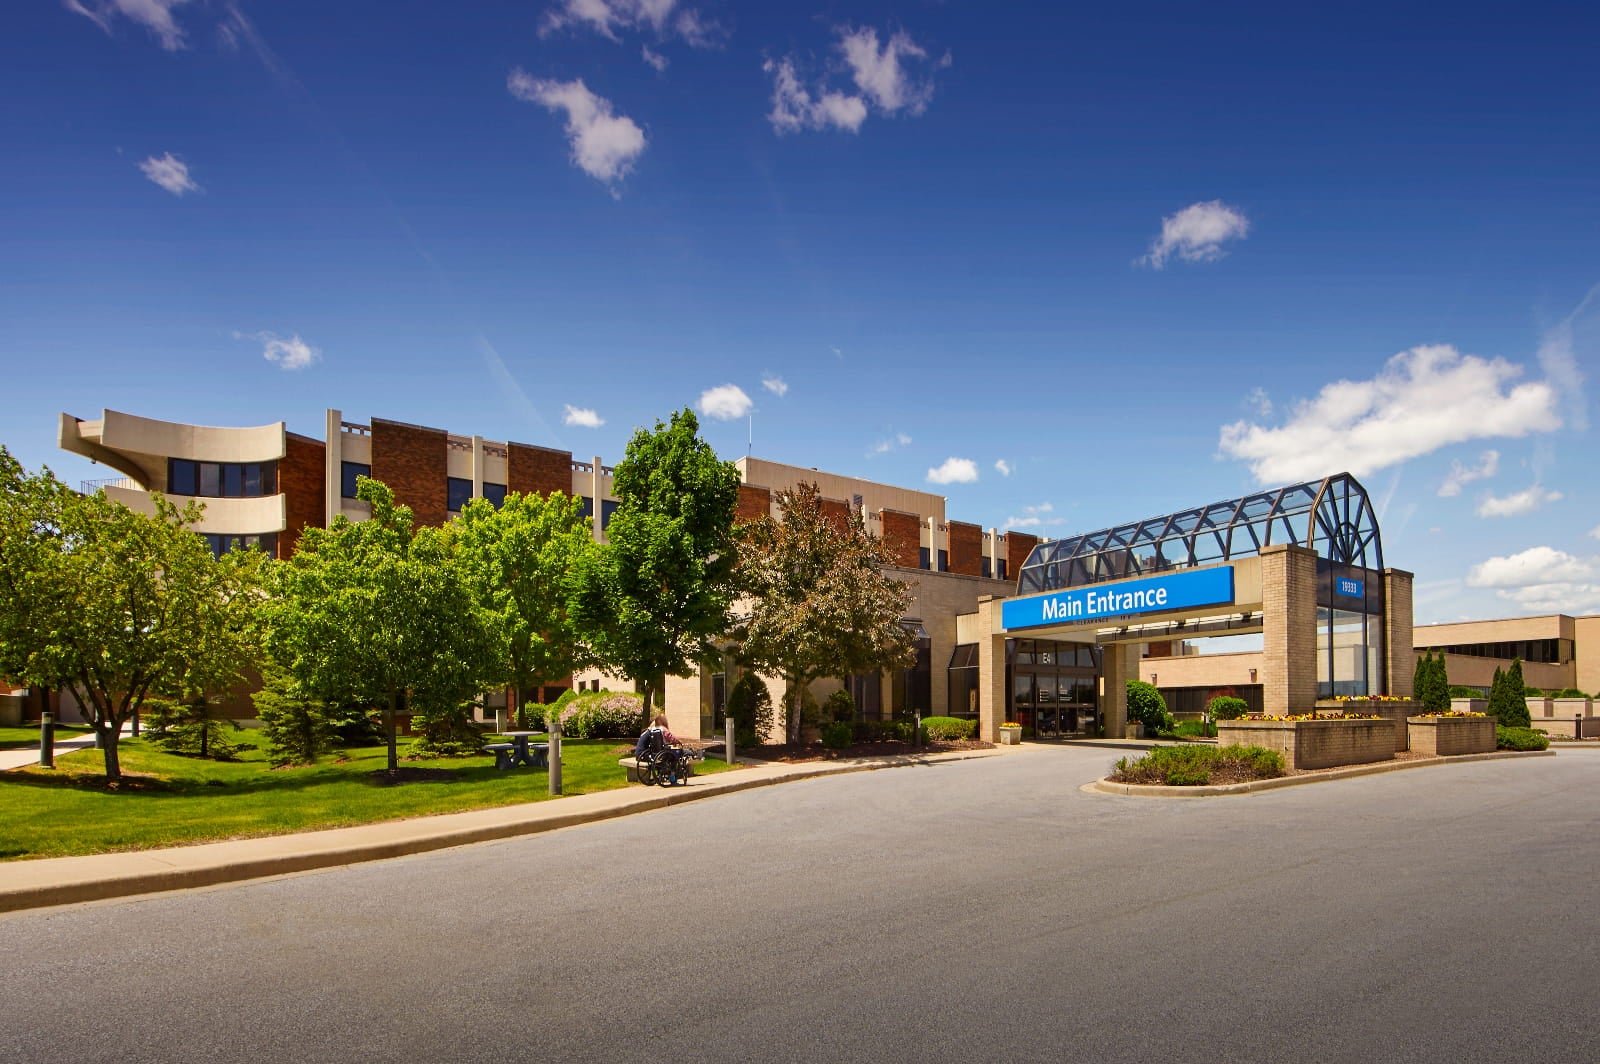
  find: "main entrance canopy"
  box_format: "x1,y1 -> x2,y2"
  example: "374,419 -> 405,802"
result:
1016,473 -> 1382,593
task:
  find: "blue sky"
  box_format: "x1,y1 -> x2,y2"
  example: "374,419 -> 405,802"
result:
2,0 -> 1597,623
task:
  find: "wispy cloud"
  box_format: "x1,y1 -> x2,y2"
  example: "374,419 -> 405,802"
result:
995,459 -> 1012,477
1476,483 -> 1562,518
763,24 -> 948,135
698,384 -> 752,421
236,330 -> 318,371
871,432 -> 913,456
1140,200 -> 1250,268
542,0 -> 720,50
138,152 -> 200,196
563,404 -> 604,428
1218,345 -> 1560,484
1438,450 -> 1499,497
67,0 -> 192,51
1244,387 -> 1273,418
1003,502 -> 1065,528
508,71 -> 646,188
761,375 -> 788,397
926,457 -> 978,485
1536,281 -> 1596,433
641,45 -> 668,72
1589,524 -> 1600,540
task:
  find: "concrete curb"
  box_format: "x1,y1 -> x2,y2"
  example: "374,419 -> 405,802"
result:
0,748 -> 1001,915
1083,748 -> 1558,798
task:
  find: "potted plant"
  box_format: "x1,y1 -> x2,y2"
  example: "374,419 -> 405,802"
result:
999,722 -> 1022,745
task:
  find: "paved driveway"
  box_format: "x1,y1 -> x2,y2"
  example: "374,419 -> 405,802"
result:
2,744 -> 1595,1063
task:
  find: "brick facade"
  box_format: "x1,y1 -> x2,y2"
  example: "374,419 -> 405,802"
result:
508,442 -> 573,499
818,497 -> 852,533
1383,568 -> 1415,697
277,432 -> 325,559
1260,545 -> 1320,716
371,418 -> 449,528
1219,718 -> 1397,770
1006,531 -> 1039,582
879,508 -> 922,569
946,520 -> 983,577
736,483 -> 772,523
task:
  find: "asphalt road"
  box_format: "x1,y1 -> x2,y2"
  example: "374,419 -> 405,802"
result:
3,746 -> 1596,1064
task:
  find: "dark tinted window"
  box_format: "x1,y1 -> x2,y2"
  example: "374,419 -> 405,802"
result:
600,499 -> 620,529
919,547 -> 931,570
482,482 -> 507,508
937,549 -> 948,573
223,463 -> 244,497
169,459 -> 197,496
199,462 -> 221,497
447,477 -> 473,512
342,462 -> 370,499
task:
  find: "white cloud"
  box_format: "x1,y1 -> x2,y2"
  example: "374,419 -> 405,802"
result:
138,152 -> 200,196
995,459 -> 1012,477
508,71 -> 646,186
761,375 -> 788,398
1475,483 -> 1562,518
1467,546 -> 1593,588
641,45 -> 668,72
697,384 -> 752,421
1590,524 -> 1600,541
1140,200 -> 1250,269
542,0 -> 718,48
926,457 -> 978,485
763,57 -> 868,134
236,330 -> 318,371
1245,387 -> 1273,418
763,24 -> 947,136
1218,344 -> 1561,484
562,404 -> 604,428
1005,503 -> 1065,529
1536,282 -> 1596,433
67,0 -> 193,51
871,432 -> 912,455
1438,450 -> 1499,497
1467,546 -> 1600,613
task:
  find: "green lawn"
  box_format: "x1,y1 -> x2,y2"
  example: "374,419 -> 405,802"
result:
0,725 -> 91,751
0,731 -> 735,860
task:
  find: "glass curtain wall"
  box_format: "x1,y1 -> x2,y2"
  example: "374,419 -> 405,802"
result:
1315,561 -> 1386,698
1007,638 -> 1100,737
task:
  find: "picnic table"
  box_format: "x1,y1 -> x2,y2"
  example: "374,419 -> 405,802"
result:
484,731 -> 549,770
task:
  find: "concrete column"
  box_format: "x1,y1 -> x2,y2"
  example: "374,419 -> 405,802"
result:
471,435 -> 485,499
1383,568 -> 1415,697
592,455 -> 604,543
1101,642 -> 1138,738
323,408 -> 342,528
1260,544 -> 1320,716
878,672 -> 893,721
976,597 -> 1007,742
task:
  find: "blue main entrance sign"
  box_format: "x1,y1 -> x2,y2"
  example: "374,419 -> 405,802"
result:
1001,567 -> 1236,630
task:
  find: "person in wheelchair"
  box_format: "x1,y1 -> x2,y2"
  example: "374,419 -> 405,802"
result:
633,714 -> 698,786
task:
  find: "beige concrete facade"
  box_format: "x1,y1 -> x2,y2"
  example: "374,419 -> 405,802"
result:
1413,612 -> 1598,695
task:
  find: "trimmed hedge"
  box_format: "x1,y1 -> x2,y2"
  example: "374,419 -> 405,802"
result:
1496,726 -> 1550,751
1206,695 -> 1250,721
1110,743 -> 1286,787
1126,680 -> 1176,734
820,721 -> 854,749
1448,686 -> 1485,699
851,720 -> 914,743
921,716 -> 977,741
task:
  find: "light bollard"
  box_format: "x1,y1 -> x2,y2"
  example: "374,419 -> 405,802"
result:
724,717 -> 736,763
549,723 -> 562,795
39,711 -> 54,769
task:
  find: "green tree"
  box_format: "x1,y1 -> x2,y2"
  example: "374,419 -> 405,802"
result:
1493,658 -> 1532,727
0,448 -> 264,781
452,490 -> 597,716
570,409 -> 741,715
1126,680 -> 1175,734
723,673 -> 774,748
1413,650 -> 1451,715
263,477 -> 493,773
252,660 -> 337,766
734,482 -> 916,742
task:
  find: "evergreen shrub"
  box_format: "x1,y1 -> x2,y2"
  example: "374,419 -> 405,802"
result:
820,721 -> 854,749
1206,695 -> 1250,720
921,716 -> 977,741
1126,680 -> 1175,734
823,689 -> 855,723
725,675 -> 774,748
1496,726 -> 1549,751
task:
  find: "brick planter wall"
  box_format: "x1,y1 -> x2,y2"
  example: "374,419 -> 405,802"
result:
1407,716 -> 1495,756
1316,699 -> 1418,752
1552,697 -> 1593,719
1218,718 -> 1398,771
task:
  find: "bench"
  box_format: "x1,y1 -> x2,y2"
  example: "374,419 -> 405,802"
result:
485,739 -> 548,771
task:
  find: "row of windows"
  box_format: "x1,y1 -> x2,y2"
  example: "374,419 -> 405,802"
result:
169,459 -> 277,499
201,532 -> 277,558
340,463 -> 613,527
1423,638 -> 1573,665
447,477 -> 505,512
914,547 -> 1008,579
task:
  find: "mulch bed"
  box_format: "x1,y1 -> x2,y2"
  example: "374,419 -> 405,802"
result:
750,739 -> 993,763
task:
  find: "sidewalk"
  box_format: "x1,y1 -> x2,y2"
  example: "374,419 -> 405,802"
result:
0,746 -> 1012,915
0,729 -> 106,772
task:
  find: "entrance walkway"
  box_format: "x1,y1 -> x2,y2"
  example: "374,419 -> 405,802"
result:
0,727 -> 120,772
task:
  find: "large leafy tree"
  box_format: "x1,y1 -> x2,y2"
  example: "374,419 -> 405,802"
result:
570,409 -> 740,716
452,491 -> 597,715
734,482 -> 916,743
263,476 -> 493,773
0,448 -> 264,781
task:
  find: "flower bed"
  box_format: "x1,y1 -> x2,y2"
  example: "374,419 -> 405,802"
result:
1218,716 -> 1397,771
1317,698 -> 1418,752
1407,714 -> 1495,756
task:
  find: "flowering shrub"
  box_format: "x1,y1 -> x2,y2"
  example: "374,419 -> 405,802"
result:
1332,695 -> 1416,703
1412,710 -> 1488,719
1242,712 -> 1382,721
557,691 -> 648,739
1000,722 -> 1022,729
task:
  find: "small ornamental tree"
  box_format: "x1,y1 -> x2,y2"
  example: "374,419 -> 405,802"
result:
734,483 -> 916,743
724,674 -> 774,748
1126,680 -> 1175,734
1498,658 -> 1532,727
264,477 -> 493,773
570,409 -> 741,715
0,448 -> 264,781
452,491 -> 597,719
1413,650 -> 1451,716
252,660 -> 337,766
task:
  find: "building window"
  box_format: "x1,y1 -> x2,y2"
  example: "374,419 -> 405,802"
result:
341,461 -> 370,499
600,499 -> 620,530
997,558 -> 1008,581
937,549 -> 948,573
447,477 -> 473,513
169,459 -> 278,499
982,556 -> 992,579
482,482 -> 507,508
201,532 -> 278,558
579,496 -> 594,522
919,547 -> 931,570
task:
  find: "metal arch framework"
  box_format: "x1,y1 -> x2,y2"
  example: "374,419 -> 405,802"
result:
1016,473 -> 1384,593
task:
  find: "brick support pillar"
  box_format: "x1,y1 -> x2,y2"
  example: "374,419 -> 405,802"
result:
1101,642 -> 1139,739
977,597 -> 1007,742
1383,568 -> 1415,697
1261,544 -> 1320,716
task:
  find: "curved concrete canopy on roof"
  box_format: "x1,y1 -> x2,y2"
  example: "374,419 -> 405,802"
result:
59,409 -> 286,488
